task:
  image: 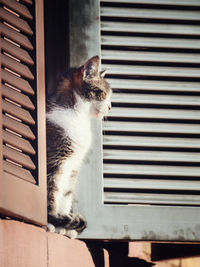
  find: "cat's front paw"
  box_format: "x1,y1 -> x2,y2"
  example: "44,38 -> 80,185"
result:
69,213 -> 87,233
58,228 -> 78,239
47,223 -> 56,232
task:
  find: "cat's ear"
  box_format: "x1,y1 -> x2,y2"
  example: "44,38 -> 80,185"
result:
83,56 -> 100,80
100,69 -> 107,78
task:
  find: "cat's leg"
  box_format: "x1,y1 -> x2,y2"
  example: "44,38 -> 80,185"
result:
48,169 -> 87,237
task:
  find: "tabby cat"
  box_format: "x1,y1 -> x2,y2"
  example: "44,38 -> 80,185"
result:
46,56 -> 111,238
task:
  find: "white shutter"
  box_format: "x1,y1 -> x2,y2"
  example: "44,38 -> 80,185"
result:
101,0 -> 200,207
71,0 -> 200,241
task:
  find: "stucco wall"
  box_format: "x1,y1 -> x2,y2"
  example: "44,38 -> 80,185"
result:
0,219 -> 95,267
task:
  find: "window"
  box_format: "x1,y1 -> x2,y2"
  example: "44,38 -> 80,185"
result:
0,0 -> 46,226
71,0 -> 200,241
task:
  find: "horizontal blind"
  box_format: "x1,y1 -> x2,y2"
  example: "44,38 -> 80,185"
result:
1,0 -> 37,184
101,0 -> 200,206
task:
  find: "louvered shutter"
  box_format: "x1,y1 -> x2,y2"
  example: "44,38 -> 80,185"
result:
101,0 -> 200,207
70,0 -> 200,241
0,0 -> 46,226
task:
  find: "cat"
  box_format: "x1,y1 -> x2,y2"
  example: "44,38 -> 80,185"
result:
46,56 -> 112,238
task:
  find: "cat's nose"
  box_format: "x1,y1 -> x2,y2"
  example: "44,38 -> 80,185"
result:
108,104 -> 111,110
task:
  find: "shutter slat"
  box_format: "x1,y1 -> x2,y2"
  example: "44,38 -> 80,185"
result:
101,22 -> 200,36
103,135 -> 200,149
3,130 -> 35,155
104,163 -> 200,177
3,160 -> 36,184
108,107 -> 200,121
1,0 -> 33,20
2,114 -> 35,140
102,50 -> 200,64
101,7 -> 200,21
104,149 -> 200,163
2,54 -> 34,80
107,79 -> 200,93
104,178 -> 200,191
103,121 -> 200,134
1,23 -> 33,50
102,64 -> 200,78
100,0 -> 200,7
104,192 -> 200,205
102,36 -> 200,50
0,7 -> 33,35
21,0 -> 33,5
2,69 -> 34,95
2,99 -> 35,125
111,93 -> 200,106
1,38 -> 34,65
3,145 -> 36,170
2,84 -> 35,110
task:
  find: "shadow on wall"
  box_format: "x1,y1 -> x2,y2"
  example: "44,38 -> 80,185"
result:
85,241 -> 154,267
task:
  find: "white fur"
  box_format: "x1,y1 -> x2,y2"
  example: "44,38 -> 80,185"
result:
52,156 -> 82,216
47,94 -> 94,216
47,94 -> 92,150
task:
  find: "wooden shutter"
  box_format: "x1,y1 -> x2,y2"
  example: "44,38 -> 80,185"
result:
0,0 -> 46,226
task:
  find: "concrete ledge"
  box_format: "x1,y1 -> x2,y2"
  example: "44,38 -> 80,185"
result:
0,219 -> 95,267
47,232 -> 94,267
0,219 -> 47,267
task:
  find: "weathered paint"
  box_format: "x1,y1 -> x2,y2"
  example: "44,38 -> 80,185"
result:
70,0 -> 200,242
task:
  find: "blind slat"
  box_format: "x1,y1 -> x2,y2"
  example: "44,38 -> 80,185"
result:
107,79 -> 200,93
1,69 -> 34,95
104,178 -> 200,191
2,54 -> 34,80
104,163 -> 200,177
102,63 -> 200,78
3,130 -> 35,155
111,93 -> 200,106
0,7 -> 33,35
3,145 -> 36,170
2,114 -> 35,140
21,0 -> 33,5
104,192 -> 200,205
103,121 -> 200,134
2,84 -> 34,110
101,22 -> 200,36
3,160 -> 36,184
101,0 -> 200,7
102,35 -> 200,50
1,38 -> 34,65
104,149 -> 200,163
2,99 -> 35,125
1,0 -> 33,20
103,135 -> 200,149
102,50 -> 200,64
1,23 -> 33,50
101,7 -> 200,21
108,107 -> 200,121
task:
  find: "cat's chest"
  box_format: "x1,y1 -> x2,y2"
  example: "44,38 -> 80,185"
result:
47,108 -> 92,151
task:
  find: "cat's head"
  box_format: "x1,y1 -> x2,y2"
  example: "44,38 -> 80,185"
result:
75,56 -> 112,119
